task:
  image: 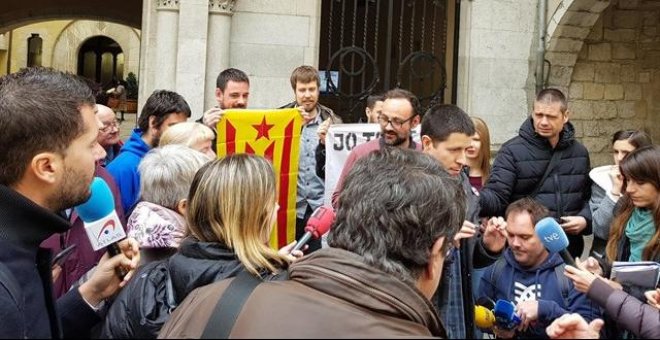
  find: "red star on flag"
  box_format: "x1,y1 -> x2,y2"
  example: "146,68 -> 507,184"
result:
252,116 -> 275,141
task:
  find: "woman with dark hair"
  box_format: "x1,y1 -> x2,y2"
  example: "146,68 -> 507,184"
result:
589,130 -> 653,255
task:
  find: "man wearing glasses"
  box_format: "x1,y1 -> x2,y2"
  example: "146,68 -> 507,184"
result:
96,104 -> 123,166
332,88 -> 421,206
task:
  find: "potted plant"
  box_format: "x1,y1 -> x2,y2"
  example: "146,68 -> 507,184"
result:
125,72 -> 139,113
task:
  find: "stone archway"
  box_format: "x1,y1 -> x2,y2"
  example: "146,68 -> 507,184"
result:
51,20 -> 140,79
544,0 -> 612,91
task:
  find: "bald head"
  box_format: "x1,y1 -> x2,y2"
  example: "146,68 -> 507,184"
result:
96,104 -> 120,147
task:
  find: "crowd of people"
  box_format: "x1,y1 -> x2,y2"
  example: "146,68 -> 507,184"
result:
0,65 -> 658,339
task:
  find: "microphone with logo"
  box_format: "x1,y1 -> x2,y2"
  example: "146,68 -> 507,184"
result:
535,217 -> 576,267
74,177 -> 127,278
291,206 -> 335,253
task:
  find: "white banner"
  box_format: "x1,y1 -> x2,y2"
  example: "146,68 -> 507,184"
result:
323,123 -> 420,205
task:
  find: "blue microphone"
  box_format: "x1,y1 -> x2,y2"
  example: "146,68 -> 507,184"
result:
535,217 -> 576,267
75,177 -> 127,277
493,299 -> 521,330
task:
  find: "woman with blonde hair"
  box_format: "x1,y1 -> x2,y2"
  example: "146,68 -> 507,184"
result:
102,153 -> 299,338
465,117 -> 491,191
159,121 -> 216,159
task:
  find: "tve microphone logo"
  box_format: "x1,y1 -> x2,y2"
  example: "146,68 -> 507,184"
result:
543,232 -> 561,243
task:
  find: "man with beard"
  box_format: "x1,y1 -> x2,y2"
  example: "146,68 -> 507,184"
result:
107,90 -> 190,212
280,65 -> 342,253
96,104 -> 123,166
0,68 -> 139,338
332,88 -> 421,206
198,68 -> 250,153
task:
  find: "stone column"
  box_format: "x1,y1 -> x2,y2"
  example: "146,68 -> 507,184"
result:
204,0 -> 235,112
153,0 -> 180,91
176,0 -> 210,116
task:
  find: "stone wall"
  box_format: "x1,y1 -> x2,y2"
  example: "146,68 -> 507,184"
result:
568,0 -> 660,166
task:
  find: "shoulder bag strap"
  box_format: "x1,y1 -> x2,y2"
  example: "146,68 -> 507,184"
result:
201,270 -> 262,339
530,149 -> 564,198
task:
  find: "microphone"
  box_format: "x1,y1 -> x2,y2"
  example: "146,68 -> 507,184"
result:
75,177 -> 127,277
291,206 -> 334,253
474,306 -> 496,329
493,299 -> 522,330
535,217 -> 576,267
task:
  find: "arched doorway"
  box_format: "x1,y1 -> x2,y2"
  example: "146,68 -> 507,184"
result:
77,35 -> 124,86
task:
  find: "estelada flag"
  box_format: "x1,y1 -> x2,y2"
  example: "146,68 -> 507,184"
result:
216,109 -> 301,249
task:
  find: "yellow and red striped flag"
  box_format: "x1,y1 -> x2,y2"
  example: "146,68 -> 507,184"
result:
217,109 -> 301,249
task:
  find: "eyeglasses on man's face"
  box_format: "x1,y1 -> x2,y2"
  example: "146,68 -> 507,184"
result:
100,120 -> 120,133
377,114 -> 415,129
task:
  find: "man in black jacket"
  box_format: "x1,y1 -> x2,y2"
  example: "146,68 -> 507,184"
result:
479,88 -> 592,258
0,68 -> 139,338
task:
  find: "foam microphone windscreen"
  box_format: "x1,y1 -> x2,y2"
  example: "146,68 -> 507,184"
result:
535,217 -> 570,253
75,177 -> 115,222
304,206 -> 335,239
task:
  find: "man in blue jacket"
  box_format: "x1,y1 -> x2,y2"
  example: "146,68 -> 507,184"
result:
478,198 -> 600,339
107,90 -> 190,211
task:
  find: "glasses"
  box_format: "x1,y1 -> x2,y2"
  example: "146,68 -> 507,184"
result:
100,120 -> 120,133
377,114 -> 415,128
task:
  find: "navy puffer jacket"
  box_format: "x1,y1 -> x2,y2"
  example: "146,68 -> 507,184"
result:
479,117 -> 592,257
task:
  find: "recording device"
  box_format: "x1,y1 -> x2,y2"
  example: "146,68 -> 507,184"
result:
52,244 -> 77,268
74,177 -> 127,277
535,217 -> 576,267
493,299 -> 522,330
291,206 -> 334,253
474,297 -> 496,329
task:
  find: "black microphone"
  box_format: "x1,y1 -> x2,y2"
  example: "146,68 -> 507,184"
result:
291,206 -> 334,253
535,217 -> 576,267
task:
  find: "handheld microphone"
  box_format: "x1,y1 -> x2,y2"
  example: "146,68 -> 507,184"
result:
475,296 -> 496,329
535,217 -> 576,267
291,206 -> 334,253
493,299 -> 522,330
75,177 -> 127,277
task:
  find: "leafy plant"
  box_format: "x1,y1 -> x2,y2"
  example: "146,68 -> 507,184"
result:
126,72 -> 138,100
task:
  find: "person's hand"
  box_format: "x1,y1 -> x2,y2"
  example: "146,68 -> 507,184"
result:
202,107 -> 225,129
453,220 -> 477,248
278,240 -> 306,263
493,326 -> 516,339
582,256 -> 603,276
297,105 -> 317,125
609,165 -> 623,197
564,260 -> 598,293
516,300 -> 539,331
482,216 -> 507,253
560,216 -> 587,235
78,238 -> 140,306
645,288 -> 660,309
52,264 -> 62,283
546,313 -> 603,339
317,118 -> 332,145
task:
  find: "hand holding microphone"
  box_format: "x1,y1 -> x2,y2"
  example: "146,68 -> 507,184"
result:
291,206 -> 334,254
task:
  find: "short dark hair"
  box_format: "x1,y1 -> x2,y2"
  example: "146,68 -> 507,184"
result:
535,88 -> 567,114
421,104 -> 476,143
612,129 -> 653,148
290,65 -> 320,90
137,90 -> 192,132
505,197 -> 550,226
383,88 -> 421,118
329,148 -> 465,283
216,68 -> 250,91
366,93 -> 384,109
0,67 -> 95,186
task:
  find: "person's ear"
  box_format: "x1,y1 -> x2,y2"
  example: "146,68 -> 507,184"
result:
563,110 -> 570,124
421,135 -> 433,151
215,88 -> 223,102
30,152 -> 60,185
176,199 -> 187,216
426,236 -> 446,280
412,114 -> 421,127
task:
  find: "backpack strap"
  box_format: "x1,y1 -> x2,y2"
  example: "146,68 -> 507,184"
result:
201,270 -> 262,339
530,149 -> 564,198
490,256 -> 507,288
554,263 -> 570,308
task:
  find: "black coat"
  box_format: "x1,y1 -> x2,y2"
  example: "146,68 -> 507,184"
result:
479,118 -> 592,257
0,185 -> 100,339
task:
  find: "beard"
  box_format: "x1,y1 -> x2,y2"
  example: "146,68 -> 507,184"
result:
382,131 -> 407,147
48,165 -> 94,212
